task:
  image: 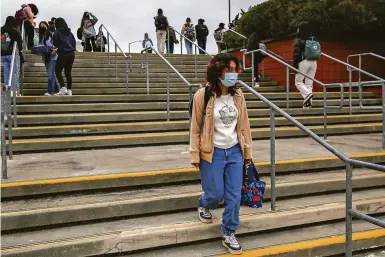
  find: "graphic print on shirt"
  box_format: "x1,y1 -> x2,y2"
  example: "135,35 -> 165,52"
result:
219,105 -> 237,128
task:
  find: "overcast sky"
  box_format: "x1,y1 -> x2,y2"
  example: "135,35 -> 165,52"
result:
1,0 -> 265,53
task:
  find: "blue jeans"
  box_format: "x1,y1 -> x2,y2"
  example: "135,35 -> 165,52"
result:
185,39 -> 193,54
44,59 -> 60,94
199,144 -> 243,236
1,55 -> 20,93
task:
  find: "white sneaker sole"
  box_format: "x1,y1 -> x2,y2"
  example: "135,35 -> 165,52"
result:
198,214 -> 213,224
222,241 -> 243,255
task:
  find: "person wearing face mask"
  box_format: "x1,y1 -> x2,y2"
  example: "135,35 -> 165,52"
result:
190,53 -> 252,255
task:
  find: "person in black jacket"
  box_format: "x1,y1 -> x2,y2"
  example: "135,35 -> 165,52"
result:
48,17 -> 56,32
1,16 -> 25,94
293,24 -> 316,108
53,18 -> 76,96
246,32 -> 262,88
154,8 -> 169,54
195,19 -> 209,54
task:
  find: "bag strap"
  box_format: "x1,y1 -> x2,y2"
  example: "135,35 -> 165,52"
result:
203,86 -> 210,115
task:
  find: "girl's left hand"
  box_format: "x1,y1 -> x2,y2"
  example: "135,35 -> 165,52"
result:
245,159 -> 252,165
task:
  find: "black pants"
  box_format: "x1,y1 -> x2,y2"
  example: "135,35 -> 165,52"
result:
197,38 -> 207,54
253,60 -> 260,82
85,37 -> 96,52
56,54 -> 75,90
24,20 -> 34,50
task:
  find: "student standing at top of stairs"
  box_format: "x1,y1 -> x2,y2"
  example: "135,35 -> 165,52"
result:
53,18 -> 76,96
154,8 -> 169,54
195,18 -> 209,54
15,3 -> 39,50
81,11 -> 98,52
190,53 -> 253,255
181,17 -> 195,55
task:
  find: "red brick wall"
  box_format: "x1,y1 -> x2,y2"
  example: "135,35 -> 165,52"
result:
233,39 -> 385,95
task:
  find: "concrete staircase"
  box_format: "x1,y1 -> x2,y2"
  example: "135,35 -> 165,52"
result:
1,151 -> 385,256
5,52 -> 383,153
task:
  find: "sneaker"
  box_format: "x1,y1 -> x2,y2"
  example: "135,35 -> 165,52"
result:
222,233 -> 243,255
67,89 -> 72,96
56,87 -> 68,96
253,83 -> 260,88
198,207 -> 213,223
44,93 -> 52,96
303,93 -> 313,106
303,101 -> 312,109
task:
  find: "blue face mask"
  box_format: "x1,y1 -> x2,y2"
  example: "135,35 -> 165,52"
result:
219,72 -> 238,87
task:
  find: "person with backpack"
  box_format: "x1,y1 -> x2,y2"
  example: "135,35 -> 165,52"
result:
142,33 -> 153,53
246,32 -> 265,88
154,8 -> 169,54
293,24 -> 320,109
53,18 -> 76,96
214,23 -> 226,54
190,53 -> 252,255
1,16 -> 25,95
15,4 -> 39,50
95,28 -> 107,52
165,26 -> 178,54
181,17 -> 195,55
38,21 -> 59,96
195,18 -> 209,54
81,11 -> 98,52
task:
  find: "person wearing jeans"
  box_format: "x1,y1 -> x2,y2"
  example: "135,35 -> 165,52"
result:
53,18 -> 76,96
190,54 -> 253,255
2,55 -> 20,93
181,18 -> 195,55
184,39 -> 193,54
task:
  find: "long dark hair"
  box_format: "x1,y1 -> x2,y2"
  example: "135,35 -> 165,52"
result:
206,53 -> 242,97
80,11 -> 90,28
55,18 -> 68,30
38,21 -> 51,44
2,16 -> 18,31
28,3 -> 39,16
247,32 -> 259,51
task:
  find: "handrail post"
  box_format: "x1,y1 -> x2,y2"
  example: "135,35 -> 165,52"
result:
146,52 -> 150,95
115,44 -> 118,78
194,45 -> 197,78
323,86 -> 328,140
345,162 -> 353,257
125,57 -> 129,94
270,107 -> 276,211
7,89 -> 13,160
107,32 -> 110,64
180,34 -> 183,55
358,55 -> 362,84
167,30 -> 170,54
167,71 -> 170,122
286,66 -> 290,110
262,60 -> 265,78
383,83 -> 385,149
9,43 -> 18,128
128,42 -> 131,53
251,53 -> 255,88
348,66 -> 352,115
1,86 -> 8,179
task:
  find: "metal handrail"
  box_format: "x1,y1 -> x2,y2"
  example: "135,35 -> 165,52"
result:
169,27 -> 213,78
227,28 -> 247,39
20,20 -> 25,95
98,24 -> 132,93
140,46 -> 202,122
243,49 -> 344,140
128,40 -> 142,53
7,42 -> 19,128
237,79 -> 385,257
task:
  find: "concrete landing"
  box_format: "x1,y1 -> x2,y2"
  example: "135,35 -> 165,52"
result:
4,133 -> 384,182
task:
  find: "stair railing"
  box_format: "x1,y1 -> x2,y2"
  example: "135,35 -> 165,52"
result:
169,27 -> 213,79
237,79 -> 385,257
128,40 -> 142,53
243,49 -> 344,140
98,24 -> 132,93
20,20 -> 25,95
141,46 -> 202,122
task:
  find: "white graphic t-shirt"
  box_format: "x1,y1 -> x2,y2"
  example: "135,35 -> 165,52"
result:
213,94 -> 239,149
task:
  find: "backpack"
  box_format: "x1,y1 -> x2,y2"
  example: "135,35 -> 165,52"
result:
304,37 -> 321,60
77,28 -> 83,40
155,16 -> 168,30
214,30 -> 223,41
196,24 -> 208,38
1,32 -> 12,55
184,25 -> 195,41
189,87 -> 211,119
15,9 -> 25,25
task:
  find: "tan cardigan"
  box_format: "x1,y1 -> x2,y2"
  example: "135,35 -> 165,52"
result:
189,87 -> 253,164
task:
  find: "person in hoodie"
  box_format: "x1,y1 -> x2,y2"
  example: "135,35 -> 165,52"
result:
293,23 -> 316,109
142,33 -> 153,53
165,26 -> 178,54
81,11 -> 98,52
16,4 -> 39,50
53,18 -> 76,96
1,16 -> 25,94
39,21 -> 59,96
195,18 -> 209,54
214,23 -> 227,54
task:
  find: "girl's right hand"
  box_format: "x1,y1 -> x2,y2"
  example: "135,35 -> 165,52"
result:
192,163 -> 199,168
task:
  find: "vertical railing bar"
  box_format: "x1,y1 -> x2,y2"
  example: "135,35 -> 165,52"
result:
125,57 -> 129,94
270,107 -> 276,211
115,44 -> 118,78
194,45 -> 197,78
251,53 -> 255,88
323,86 -> 328,140
167,71 -> 170,122
107,32 -> 110,64
345,163 -> 353,257
383,83 -> 385,150
146,52 -> 149,95
286,66 -> 290,110
1,87 -> 8,179
7,89 -> 13,160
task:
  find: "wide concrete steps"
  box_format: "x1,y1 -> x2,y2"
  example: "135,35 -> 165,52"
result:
1,153 -> 385,256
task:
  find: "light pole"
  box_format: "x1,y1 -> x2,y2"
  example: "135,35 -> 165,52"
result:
228,0 -> 231,25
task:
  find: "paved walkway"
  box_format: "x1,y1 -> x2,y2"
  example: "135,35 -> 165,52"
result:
4,133 -> 384,182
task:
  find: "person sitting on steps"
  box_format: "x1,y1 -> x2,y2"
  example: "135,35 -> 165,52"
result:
190,53 -> 253,255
